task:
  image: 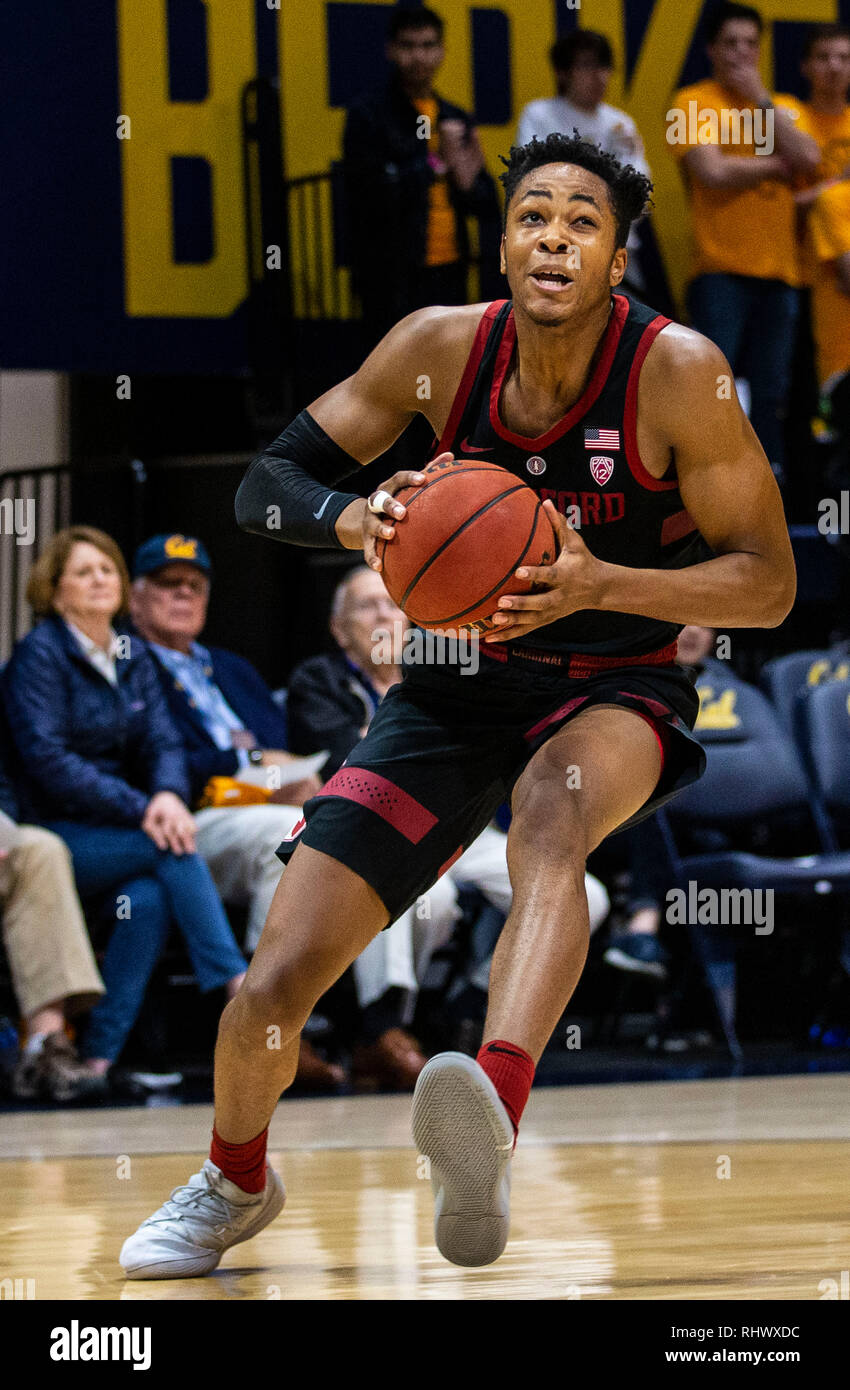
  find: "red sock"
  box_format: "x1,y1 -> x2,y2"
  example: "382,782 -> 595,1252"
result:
476,1040 -> 535,1140
210,1124 -> 269,1194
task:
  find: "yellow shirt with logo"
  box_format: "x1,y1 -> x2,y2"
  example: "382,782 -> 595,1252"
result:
670,79 -> 800,285
413,97 -> 460,268
808,179 -> 850,388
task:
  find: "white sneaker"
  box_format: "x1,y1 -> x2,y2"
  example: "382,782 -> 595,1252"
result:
120,1159 -> 285,1279
412,1051 -> 514,1268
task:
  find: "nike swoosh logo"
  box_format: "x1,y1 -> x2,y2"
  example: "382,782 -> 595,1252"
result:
313,494 -> 335,519
460,437 -> 493,454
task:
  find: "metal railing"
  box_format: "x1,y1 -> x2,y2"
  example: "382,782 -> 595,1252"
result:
285,171 -> 357,322
0,466 -> 72,662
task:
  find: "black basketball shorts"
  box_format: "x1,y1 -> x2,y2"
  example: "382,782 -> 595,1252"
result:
276,647 -> 705,925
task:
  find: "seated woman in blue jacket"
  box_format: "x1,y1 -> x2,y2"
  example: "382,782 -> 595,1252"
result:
1,526 -> 248,1082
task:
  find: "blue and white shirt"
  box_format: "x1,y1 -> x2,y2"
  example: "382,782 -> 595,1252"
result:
147,640 -> 252,770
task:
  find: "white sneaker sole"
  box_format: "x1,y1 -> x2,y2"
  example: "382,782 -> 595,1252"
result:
603,947 -> 667,980
412,1052 -> 513,1268
120,1169 -> 286,1279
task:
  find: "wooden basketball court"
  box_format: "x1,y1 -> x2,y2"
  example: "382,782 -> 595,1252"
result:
2,1074 -> 848,1300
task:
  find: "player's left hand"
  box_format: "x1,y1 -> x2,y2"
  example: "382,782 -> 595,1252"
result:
485,500 -> 605,641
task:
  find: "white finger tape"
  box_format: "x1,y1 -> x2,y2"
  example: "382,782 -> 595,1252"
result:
367,489 -> 395,515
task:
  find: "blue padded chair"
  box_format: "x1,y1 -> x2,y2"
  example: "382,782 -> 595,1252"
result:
798,679 -> 850,844
760,649 -> 848,739
656,668 -> 850,1058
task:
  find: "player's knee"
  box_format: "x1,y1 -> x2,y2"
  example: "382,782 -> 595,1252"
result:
509,772 -> 590,863
230,967 -> 312,1044
508,795 -> 588,867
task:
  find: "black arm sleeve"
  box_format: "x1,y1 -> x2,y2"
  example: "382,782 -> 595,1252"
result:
234,409 -> 364,548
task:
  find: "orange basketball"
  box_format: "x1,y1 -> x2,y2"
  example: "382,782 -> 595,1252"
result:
377,458 -> 558,632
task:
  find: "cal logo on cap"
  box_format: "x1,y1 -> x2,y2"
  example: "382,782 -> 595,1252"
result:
164,534 -> 198,559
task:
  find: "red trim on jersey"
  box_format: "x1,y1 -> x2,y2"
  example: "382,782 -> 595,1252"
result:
314,768 -> 437,843
623,314 -> 679,491
437,301 -> 506,455
487,293 -> 631,450
660,508 -> 698,546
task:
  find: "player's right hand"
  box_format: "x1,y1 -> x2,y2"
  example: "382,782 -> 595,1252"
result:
361,454 -> 452,571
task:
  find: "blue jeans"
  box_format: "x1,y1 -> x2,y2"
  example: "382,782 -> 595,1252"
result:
44,823 -> 248,1062
687,274 -> 800,471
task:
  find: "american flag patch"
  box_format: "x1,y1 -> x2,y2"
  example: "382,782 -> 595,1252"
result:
584,427 -> 620,450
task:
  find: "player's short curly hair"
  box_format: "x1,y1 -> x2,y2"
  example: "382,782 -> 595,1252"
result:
499,132 -> 654,250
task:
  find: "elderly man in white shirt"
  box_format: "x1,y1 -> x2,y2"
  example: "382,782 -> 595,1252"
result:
516,29 -> 650,293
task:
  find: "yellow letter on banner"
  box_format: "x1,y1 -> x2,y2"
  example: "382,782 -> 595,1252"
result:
117,0 -> 255,317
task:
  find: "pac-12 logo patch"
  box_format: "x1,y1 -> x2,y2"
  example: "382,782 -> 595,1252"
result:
589,455 -> 614,486
526,455 -> 546,476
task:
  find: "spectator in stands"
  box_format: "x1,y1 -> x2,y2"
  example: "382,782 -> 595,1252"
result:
516,30 -> 651,294
0,714 -> 107,1101
805,180 -> 850,434
289,565 -> 610,1065
343,5 -> 500,347
784,24 -> 850,185
127,533 -> 345,1089
1,527 -> 248,1083
787,27 -> 850,438
670,2 -> 820,485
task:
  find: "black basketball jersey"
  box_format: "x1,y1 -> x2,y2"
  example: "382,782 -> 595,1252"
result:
434,292 -> 709,658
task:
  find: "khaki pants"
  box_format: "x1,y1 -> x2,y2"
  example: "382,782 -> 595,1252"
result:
0,826 -> 105,1020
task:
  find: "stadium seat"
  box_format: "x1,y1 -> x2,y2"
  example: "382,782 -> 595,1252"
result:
656,670 -> 850,1058
673,678 -> 811,823
760,649 -> 848,739
797,679 -> 850,846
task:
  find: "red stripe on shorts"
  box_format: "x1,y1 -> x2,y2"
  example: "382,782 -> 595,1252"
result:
629,710 -> 669,774
617,691 -> 671,718
438,846 -> 464,877
314,767 -> 438,843
523,695 -> 589,741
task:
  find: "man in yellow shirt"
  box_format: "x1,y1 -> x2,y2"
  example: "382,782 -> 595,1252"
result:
786,25 -> 850,189
809,180 -> 850,418
783,25 -> 850,420
669,2 -> 820,483
343,7 -> 499,349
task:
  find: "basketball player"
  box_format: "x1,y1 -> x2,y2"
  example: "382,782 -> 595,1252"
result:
120,133 -> 795,1277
